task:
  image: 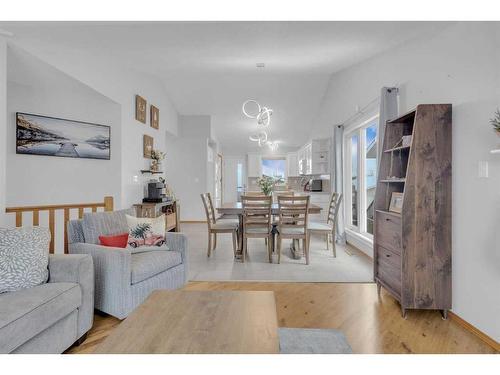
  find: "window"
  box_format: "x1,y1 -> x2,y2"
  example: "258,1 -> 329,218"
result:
350,135 -> 359,227
345,115 -> 378,239
261,158 -> 286,179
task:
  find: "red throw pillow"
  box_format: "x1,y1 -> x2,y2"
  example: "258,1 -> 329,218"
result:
99,233 -> 129,248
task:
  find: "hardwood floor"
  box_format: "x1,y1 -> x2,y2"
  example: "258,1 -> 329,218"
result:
66,282 -> 496,354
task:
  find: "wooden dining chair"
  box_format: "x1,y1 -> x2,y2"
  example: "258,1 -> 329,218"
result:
307,192 -> 343,257
241,195 -> 273,263
201,193 -> 239,257
276,195 -> 310,264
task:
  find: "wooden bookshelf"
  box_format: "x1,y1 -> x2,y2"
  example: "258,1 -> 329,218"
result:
373,104 -> 452,319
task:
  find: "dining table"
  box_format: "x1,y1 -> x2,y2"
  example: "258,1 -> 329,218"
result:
216,202 -> 322,261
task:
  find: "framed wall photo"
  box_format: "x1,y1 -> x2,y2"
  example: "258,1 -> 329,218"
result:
16,112 -> 110,160
143,134 -> 153,158
150,105 -> 159,129
389,192 -> 404,213
135,95 -> 147,124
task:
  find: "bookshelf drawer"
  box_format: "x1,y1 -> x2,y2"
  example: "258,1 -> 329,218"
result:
375,211 -> 402,255
377,246 -> 402,293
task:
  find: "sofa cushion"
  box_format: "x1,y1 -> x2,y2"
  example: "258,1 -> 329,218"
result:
131,250 -> 182,285
82,208 -> 135,244
0,227 -> 50,293
0,282 -> 81,353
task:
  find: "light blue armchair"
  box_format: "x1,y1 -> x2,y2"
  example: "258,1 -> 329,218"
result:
67,209 -> 188,319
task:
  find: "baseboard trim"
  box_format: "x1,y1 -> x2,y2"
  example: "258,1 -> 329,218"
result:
180,220 -> 207,224
449,311 -> 499,352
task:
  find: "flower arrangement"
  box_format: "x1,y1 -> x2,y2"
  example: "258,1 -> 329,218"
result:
490,109 -> 500,135
151,150 -> 166,161
150,149 -> 165,172
256,175 -> 284,196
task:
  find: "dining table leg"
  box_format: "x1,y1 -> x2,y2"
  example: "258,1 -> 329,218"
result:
234,214 -> 244,261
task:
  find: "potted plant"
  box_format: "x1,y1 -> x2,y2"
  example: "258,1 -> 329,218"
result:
490,109 -> 500,136
150,149 -> 165,172
256,175 -> 284,196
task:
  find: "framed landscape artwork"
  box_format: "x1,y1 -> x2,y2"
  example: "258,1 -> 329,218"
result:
16,112 -> 110,160
135,95 -> 147,123
143,134 -> 153,158
150,105 -> 159,129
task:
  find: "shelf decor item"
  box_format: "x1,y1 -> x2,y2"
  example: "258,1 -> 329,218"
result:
490,108 -> 500,136
373,104 -> 452,319
401,135 -> 412,147
16,112 -> 110,160
136,95 -> 147,124
388,192 -> 403,213
150,105 -> 159,129
150,149 -> 165,172
143,135 -> 153,158
256,175 -> 284,196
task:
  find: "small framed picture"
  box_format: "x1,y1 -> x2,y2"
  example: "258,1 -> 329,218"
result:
389,192 -> 404,213
402,135 -> 412,147
143,134 -> 153,158
150,105 -> 159,129
135,95 -> 147,124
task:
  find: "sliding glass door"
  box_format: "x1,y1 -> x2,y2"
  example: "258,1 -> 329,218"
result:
344,116 -> 378,239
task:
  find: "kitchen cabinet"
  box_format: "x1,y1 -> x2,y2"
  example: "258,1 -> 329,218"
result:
247,153 -> 262,178
286,152 -> 298,177
297,138 -> 330,175
297,143 -> 312,175
304,143 -> 312,175
311,138 -> 330,175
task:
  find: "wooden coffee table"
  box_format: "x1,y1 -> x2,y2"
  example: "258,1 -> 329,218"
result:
94,290 -> 279,354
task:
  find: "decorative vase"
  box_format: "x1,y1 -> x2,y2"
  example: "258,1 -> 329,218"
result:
150,160 -> 159,172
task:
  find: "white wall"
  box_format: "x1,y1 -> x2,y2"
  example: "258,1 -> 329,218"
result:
311,22 -> 500,341
164,115 -> 212,221
0,38 -> 7,226
4,41 -> 179,209
6,46 -> 122,211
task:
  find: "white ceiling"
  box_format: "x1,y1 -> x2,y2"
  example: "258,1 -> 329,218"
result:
0,22 -> 449,153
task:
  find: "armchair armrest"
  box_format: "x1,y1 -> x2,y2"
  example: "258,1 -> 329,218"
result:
69,243 -> 132,319
48,254 -> 94,339
165,232 -> 188,264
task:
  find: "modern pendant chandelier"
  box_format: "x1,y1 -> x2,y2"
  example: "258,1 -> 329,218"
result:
242,100 -> 273,127
249,130 -> 268,147
243,99 -> 278,149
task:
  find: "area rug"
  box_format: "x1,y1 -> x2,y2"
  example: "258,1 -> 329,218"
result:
279,328 -> 353,354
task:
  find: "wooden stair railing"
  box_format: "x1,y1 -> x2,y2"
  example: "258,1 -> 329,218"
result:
5,196 -> 113,254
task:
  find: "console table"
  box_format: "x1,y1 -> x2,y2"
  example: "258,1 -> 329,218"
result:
133,200 -> 180,232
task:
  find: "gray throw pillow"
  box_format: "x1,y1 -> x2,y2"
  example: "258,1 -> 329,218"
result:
0,227 -> 50,293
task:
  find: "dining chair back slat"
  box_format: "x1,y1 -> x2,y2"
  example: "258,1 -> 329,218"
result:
200,192 -> 217,226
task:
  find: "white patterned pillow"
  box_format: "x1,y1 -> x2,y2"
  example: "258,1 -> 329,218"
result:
126,214 -> 166,248
0,227 -> 50,293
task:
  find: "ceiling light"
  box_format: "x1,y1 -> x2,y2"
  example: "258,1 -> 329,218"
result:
242,99 -> 272,127
242,100 -> 261,119
249,131 -> 268,147
257,107 -> 273,127
267,141 -> 279,151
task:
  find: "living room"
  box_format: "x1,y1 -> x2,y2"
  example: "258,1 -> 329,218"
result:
1,0 -> 499,372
